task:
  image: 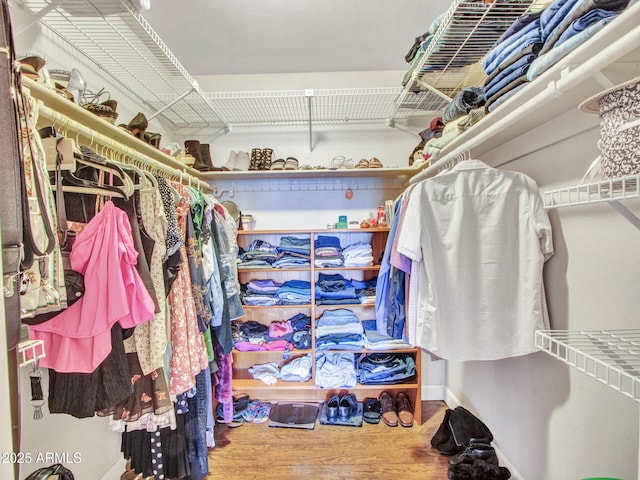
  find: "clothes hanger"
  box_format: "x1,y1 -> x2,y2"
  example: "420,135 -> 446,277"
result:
74,147 -> 135,198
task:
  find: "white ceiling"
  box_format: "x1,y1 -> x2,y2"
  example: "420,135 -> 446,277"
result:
141,0 -> 453,76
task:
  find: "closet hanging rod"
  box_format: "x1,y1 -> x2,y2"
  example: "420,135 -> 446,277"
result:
22,77 -> 213,193
36,102 -> 213,193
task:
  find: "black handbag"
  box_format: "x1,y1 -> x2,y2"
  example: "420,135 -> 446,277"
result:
24,463 -> 74,480
431,406 -> 494,455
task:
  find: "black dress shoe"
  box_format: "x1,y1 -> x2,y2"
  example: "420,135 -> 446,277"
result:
338,393 -> 357,419
326,395 -> 340,422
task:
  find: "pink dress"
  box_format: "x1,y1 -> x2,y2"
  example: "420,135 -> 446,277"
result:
29,201 -> 155,373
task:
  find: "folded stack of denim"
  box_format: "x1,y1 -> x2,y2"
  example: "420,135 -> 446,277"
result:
442,87 -> 485,124
237,239 -> 279,269
358,353 -> 416,385
273,236 -> 311,268
482,17 -> 542,111
315,308 -> 364,350
241,279 -> 282,306
314,235 -> 343,267
274,280 -> 312,305
315,273 -> 359,305
526,0 -> 628,82
315,352 -> 357,389
342,242 -> 374,267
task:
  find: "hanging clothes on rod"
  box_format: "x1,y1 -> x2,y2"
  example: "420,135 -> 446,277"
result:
382,159 -> 554,361
15,83 -> 241,480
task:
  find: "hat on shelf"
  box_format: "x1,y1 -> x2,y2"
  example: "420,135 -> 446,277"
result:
578,76 -> 640,114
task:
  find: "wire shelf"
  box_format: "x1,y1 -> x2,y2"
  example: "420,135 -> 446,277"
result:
535,329 -> 640,402
392,0 -> 538,119
543,175 -> 640,208
17,0 -> 228,129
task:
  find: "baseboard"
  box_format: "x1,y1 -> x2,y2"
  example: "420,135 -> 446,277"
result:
101,459 -> 126,480
443,388 -> 526,480
422,384 -> 445,400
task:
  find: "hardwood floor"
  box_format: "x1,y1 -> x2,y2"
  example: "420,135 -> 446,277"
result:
207,401 -> 450,480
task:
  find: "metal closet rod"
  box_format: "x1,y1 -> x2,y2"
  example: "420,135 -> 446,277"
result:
34,102 -> 213,193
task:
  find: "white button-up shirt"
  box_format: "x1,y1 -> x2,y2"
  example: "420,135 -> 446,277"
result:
397,160 -> 553,361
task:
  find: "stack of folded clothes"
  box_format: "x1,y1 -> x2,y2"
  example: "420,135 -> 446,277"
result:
315,273 -> 359,305
231,320 -> 294,352
274,280 -> 312,305
315,308 -> 364,351
342,242 -> 374,267
527,0 -> 629,81
232,313 -> 312,351
237,239 -> 278,269
314,235 -> 343,267
361,320 -> 412,350
240,279 -> 282,306
357,353 -> 416,385
482,13 -> 543,112
353,278 -> 377,305
248,354 -> 313,384
315,352 -> 357,389
273,236 -> 311,269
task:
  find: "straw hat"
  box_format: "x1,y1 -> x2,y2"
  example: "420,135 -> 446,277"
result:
579,76 -> 640,114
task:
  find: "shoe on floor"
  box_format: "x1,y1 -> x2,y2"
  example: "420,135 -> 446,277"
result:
363,398 -> 382,424
379,391 -> 398,427
396,392 -> 414,427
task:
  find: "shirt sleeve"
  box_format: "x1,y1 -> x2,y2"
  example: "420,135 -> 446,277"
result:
529,180 -> 554,261
396,185 -> 424,262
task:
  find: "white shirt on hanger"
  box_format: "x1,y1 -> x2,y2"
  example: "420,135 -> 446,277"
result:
396,159 -> 553,361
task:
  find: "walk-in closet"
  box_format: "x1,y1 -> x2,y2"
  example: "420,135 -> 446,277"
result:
2,0 -> 640,479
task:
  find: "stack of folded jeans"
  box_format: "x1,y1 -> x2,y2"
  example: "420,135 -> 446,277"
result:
315,273 -> 359,305
241,279 -> 282,306
353,278 -> 377,305
358,353 -> 416,385
314,235 -> 343,267
274,280 -> 312,305
526,0 -> 628,81
315,308 -> 364,350
442,87 -> 485,124
237,239 -> 278,269
342,242 -> 373,267
273,236 -> 311,268
482,17 -> 543,111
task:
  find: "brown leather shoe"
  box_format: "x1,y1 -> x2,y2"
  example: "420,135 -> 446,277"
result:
396,392 -> 414,427
379,391 -> 398,427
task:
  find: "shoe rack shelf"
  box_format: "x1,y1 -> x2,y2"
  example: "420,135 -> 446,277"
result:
234,228 -> 422,424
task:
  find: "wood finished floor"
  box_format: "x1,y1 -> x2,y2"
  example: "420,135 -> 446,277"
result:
207,401 -> 449,480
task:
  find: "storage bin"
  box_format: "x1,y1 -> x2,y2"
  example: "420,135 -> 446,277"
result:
580,76 -> 640,179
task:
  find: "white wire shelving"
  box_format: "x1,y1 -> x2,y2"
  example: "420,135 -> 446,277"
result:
16,0 -> 541,131
543,174 -> 640,208
391,0 -> 539,120
539,174 -> 640,403
535,330 -> 640,403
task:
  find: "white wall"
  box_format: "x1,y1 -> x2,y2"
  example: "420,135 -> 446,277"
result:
444,118 -> 640,479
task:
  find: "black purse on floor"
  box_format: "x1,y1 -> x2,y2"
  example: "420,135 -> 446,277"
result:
431,406 -> 494,455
